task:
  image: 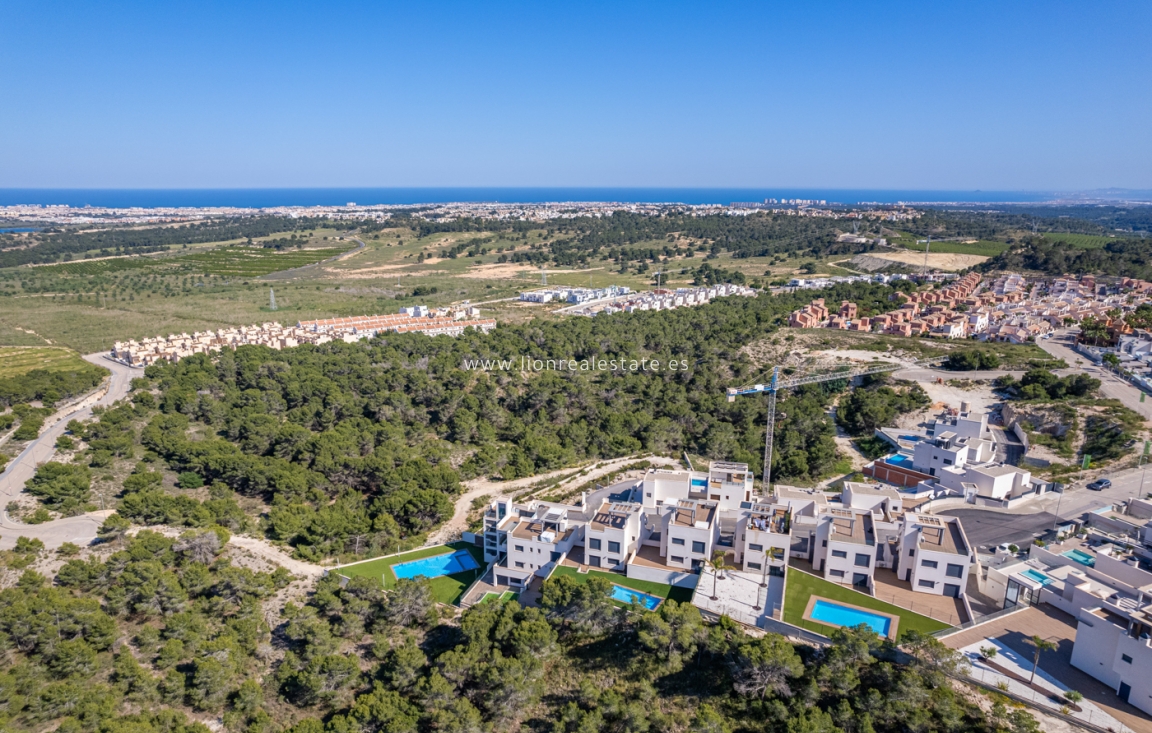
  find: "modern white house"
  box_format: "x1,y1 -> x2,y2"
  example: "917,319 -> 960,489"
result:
584,501 -> 643,571
896,513 -> 973,598
659,499 -> 720,571
912,409 -> 996,475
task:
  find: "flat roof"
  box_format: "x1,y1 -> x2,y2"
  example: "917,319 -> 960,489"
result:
672,500 -> 716,527
511,520 -> 574,543
826,509 -> 873,545
911,515 -> 967,556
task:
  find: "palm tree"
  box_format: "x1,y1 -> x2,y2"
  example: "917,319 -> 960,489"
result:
708,550 -> 732,601
1026,635 -> 1057,685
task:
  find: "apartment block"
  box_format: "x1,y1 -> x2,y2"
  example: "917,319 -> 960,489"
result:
641,461 -> 754,512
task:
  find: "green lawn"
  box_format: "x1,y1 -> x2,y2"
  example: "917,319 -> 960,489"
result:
782,567 -> 949,639
337,541 -> 487,605
550,565 -> 695,605
477,590 -> 520,605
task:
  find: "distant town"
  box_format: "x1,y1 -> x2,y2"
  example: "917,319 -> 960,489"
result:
787,271 -> 1151,345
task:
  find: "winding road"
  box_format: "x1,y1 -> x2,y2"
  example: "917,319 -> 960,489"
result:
0,353 -> 140,550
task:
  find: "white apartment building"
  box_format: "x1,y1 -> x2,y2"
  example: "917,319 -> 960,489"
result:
641,461 -> 755,512
483,499 -> 580,590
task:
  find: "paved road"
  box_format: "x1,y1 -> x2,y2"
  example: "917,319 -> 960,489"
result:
938,508 -> 1061,549
0,353 -> 142,550
1037,329 -> 1152,421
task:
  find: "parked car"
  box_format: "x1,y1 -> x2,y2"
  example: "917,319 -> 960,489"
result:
1087,478 -> 1112,491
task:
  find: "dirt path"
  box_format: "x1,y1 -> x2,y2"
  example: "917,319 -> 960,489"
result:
228,534 -> 325,577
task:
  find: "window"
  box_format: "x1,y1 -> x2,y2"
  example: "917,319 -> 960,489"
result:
1122,654 -> 1133,664
515,562 -> 525,568
770,548 -> 785,560
646,492 -> 652,497
943,459 -> 953,465
514,545 -> 524,552
671,555 -> 685,563
588,538 -> 601,550
749,543 -> 763,552
946,563 -> 964,578
831,550 -> 848,559
672,537 -> 685,546
692,541 -> 706,554
747,561 -> 762,570
589,556 -> 601,567
830,569 -> 845,578
608,541 -> 620,554
921,559 -> 939,569
908,549 -> 915,557
918,579 -> 935,588
854,553 -> 870,568
822,540 -> 828,548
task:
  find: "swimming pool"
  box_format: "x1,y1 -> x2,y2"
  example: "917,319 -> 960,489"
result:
1063,548 -> 1096,567
1020,569 -> 1054,586
884,454 -> 912,466
609,584 -> 662,610
898,435 -> 922,442
691,478 -> 708,488
392,549 -> 480,580
809,599 -> 892,637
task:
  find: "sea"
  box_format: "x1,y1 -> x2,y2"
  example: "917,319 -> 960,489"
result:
0,188 -> 1060,209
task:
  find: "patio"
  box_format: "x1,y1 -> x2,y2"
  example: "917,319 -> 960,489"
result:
872,568 -> 969,626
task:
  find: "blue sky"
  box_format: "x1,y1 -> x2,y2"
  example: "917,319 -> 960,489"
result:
2,1 -> 1149,189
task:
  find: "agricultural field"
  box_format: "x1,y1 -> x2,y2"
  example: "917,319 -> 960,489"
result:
0,347 -> 94,378
175,245 -> 351,276
898,239 -> 1009,257
1041,232 -> 1125,249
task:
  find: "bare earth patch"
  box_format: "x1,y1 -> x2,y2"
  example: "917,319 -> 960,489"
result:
858,251 -> 989,271
323,265 -> 446,279
456,263 -> 605,280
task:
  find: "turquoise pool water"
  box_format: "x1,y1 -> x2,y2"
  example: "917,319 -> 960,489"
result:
1021,569 -> 1054,586
809,599 -> 891,636
610,584 -> 662,610
392,549 -> 479,580
1063,549 -> 1096,567
885,455 -> 911,466
691,478 -> 708,488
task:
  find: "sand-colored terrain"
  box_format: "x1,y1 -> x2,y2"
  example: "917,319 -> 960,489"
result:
456,263 -> 605,280
858,251 -> 989,271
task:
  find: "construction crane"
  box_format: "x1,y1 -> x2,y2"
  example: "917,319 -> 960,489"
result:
728,358 -> 944,490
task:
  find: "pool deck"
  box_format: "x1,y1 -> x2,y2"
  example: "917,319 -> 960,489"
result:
802,595 -> 900,640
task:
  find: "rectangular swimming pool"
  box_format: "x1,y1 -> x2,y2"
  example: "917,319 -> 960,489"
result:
1063,548 -> 1095,567
392,549 -> 480,580
809,599 -> 891,637
610,584 -> 662,610
884,455 -> 912,466
1020,569 -> 1054,586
